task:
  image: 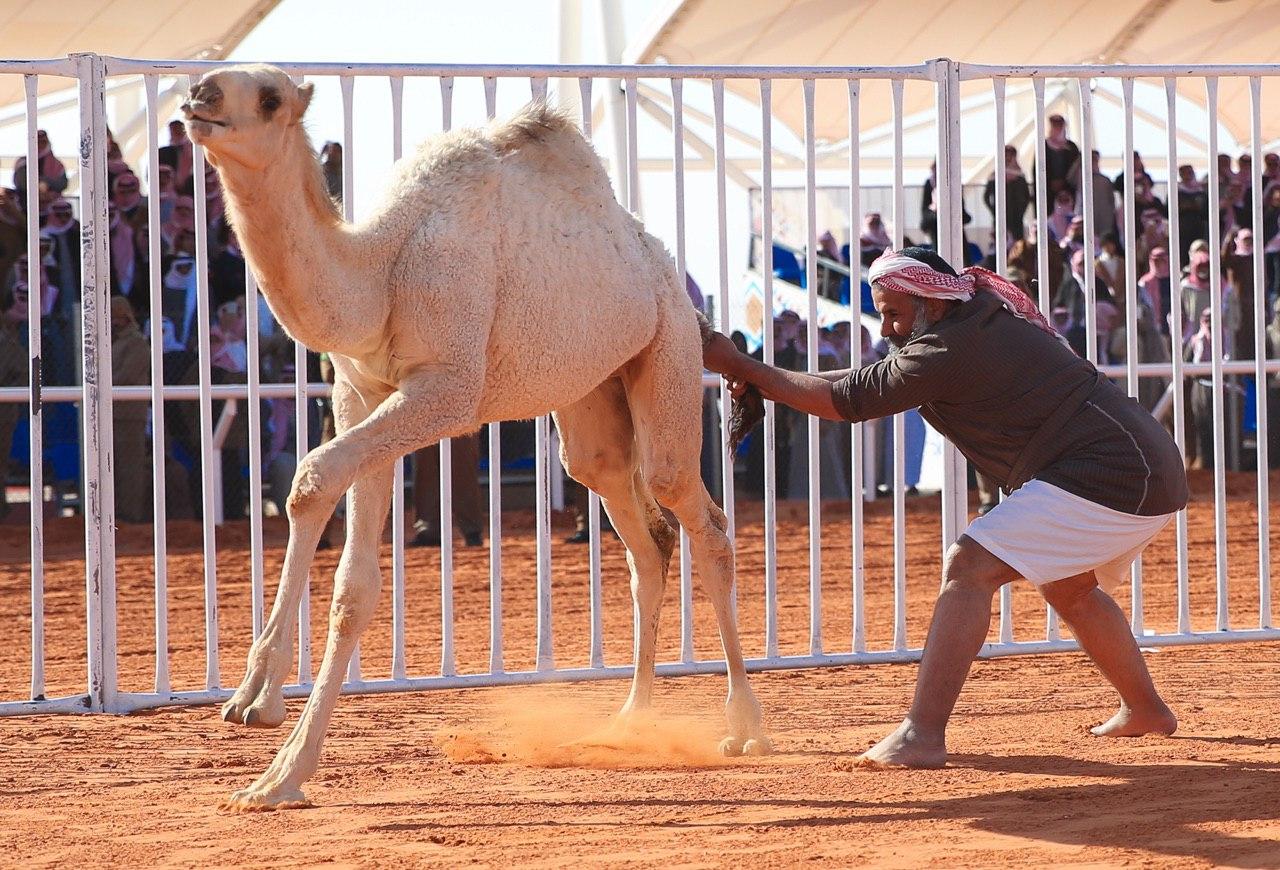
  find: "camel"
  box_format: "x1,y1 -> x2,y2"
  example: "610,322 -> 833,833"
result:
181,64 -> 770,811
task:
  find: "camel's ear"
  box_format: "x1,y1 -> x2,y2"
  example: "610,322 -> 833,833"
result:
297,82 -> 315,118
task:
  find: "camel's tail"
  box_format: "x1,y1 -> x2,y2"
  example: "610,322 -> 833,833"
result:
694,310 -> 765,456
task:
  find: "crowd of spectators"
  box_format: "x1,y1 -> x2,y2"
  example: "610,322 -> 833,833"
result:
767,111 -> 1280,493
6,108 -> 1280,528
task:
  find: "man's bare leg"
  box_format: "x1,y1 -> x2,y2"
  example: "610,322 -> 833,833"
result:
858,536 -> 1017,768
1040,572 -> 1177,737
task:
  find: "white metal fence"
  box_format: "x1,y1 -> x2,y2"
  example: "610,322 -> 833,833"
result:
1,55 -> 1277,717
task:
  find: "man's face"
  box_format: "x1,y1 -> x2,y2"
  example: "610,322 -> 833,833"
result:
6,284 -> 29,324
873,285 -> 930,349
50,200 -> 73,224
114,174 -> 140,201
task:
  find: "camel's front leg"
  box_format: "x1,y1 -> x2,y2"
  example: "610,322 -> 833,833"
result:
221,373 -> 477,811
222,376 -> 371,730
223,465 -> 391,811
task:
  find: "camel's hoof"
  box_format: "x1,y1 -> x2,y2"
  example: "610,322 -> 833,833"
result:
221,689 -> 286,729
219,783 -> 311,813
718,735 -> 744,757
719,734 -> 773,757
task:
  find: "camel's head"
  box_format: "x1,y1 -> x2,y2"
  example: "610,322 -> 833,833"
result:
180,64 -> 314,170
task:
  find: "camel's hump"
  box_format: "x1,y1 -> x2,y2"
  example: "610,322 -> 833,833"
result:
488,102 -> 582,153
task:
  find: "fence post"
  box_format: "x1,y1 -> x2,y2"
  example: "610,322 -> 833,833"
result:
931,58 -> 970,551
74,52 -> 118,713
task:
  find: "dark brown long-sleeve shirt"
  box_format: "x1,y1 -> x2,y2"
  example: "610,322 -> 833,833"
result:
832,293 -> 1187,516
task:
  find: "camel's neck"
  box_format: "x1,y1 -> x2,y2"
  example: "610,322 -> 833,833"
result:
216,132 -> 374,354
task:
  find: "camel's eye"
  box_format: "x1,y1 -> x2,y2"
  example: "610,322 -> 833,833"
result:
260,87 -> 282,117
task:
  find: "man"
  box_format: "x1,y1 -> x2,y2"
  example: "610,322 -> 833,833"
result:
982,145 -> 1031,243
0,284 -> 28,521
1070,150 -> 1117,241
110,295 -> 152,523
159,120 -> 194,191
1054,247 -> 1114,330
704,246 -> 1186,768
1041,114 -> 1082,200
112,171 -> 147,232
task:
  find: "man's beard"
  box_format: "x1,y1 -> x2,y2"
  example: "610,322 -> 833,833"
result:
886,297 -> 935,351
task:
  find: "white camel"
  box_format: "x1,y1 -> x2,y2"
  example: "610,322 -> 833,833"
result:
182,64 -> 770,811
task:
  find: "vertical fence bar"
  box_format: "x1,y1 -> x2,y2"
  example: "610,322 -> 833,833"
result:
190,75 -> 220,690
389,75 -> 407,681
992,77 -> 1014,644
338,74 -> 364,682
535,77 -> 558,673
847,79 -> 866,654
1163,77 -> 1191,634
1249,76 -> 1272,630
578,75 -> 606,669
1078,78 -> 1098,365
1120,76 -> 1144,636
23,75 -> 45,699
245,266 -> 265,640
288,72 -> 311,685
1032,77 -> 1050,314
437,74 -> 463,680
935,60 -> 967,553
142,75 -> 172,692
77,53 -> 113,710
1031,76 -> 1059,642
890,78 -> 907,651
535,408 -> 553,672
712,79 -> 736,543
1205,77 -> 1230,631
478,75 -> 505,674
674,76 -> 696,663
802,78 -> 822,656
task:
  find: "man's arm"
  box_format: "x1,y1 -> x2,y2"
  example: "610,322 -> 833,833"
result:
704,332 -> 845,420
726,355 -> 845,421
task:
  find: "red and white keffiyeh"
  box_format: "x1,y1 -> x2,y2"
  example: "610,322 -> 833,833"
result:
867,251 -> 1071,348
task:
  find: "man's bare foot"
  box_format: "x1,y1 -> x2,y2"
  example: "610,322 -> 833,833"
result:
854,720 -> 946,769
1090,702 -> 1177,737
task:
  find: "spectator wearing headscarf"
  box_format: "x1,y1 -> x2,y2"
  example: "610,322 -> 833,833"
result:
859,212 -> 893,267
12,130 -> 68,200
1137,247 -> 1172,335
1047,189 -> 1075,244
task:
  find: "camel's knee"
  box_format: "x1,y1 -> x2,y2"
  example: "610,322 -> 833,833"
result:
328,575 -> 381,638
286,448 -> 348,520
645,465 -> 690,507
561,445 -> 631,497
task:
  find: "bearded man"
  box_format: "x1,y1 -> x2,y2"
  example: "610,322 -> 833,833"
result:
703,246 -> 1186,768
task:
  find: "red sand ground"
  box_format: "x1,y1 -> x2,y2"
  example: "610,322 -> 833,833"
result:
1,471 -> 1278,866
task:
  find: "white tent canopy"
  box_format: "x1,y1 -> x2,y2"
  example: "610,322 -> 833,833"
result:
627,0 -> 1280,173
0,0 -> 281,104
0,0 -> 283,177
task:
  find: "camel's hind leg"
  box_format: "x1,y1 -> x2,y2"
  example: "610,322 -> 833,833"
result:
553,379 -> 675,715
624,304 -> 770,756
